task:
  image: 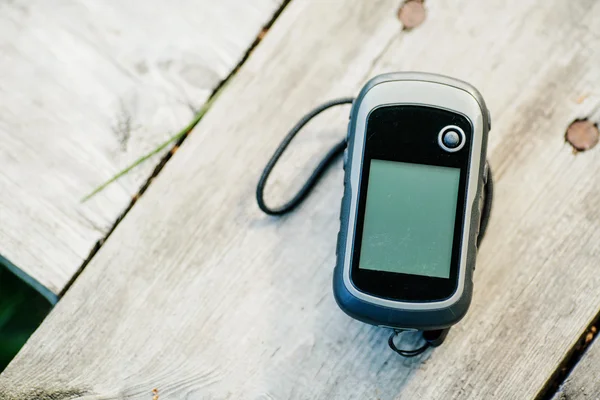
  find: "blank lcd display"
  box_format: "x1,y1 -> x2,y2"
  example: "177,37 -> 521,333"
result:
358,160 -> 460,279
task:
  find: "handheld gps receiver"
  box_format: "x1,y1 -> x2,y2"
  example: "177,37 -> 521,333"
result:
333,72 -> 490,331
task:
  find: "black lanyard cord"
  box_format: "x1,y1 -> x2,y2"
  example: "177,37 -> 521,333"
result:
388,335 -> 431,358
256,97 -> 355,216
389,327 -> 451,357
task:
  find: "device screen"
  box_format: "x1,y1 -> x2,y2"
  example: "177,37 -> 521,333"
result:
350,105 -> 472,302
359,160 -> 460,279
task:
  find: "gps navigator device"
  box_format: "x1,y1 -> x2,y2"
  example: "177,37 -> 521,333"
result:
333,72 -> 490,331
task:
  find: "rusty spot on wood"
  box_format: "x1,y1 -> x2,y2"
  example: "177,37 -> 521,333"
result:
565,119 -> 599,152
574,94 -> 589,104
585,325 -> 598,345
257,28 -> 268,40
398,0 -> 426,30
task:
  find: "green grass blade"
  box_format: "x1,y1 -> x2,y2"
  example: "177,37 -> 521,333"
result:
80,130 -> 186,202
81,83 -> 226,202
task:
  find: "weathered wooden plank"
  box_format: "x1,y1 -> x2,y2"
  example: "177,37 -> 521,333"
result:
553,334 -> 600,399
2,0 -> 600,398
0,0 -> 282,296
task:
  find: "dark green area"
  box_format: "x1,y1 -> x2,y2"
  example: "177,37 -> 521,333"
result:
0,266 -> 52,372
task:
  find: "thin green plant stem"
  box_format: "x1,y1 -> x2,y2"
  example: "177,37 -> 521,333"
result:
81,85 -> 225,202
81,128 -> 187,202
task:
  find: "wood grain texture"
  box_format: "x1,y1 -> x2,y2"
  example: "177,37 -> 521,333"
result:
0,0 -> 281,295
553,338 -> 600,399
2,0 -> 600,398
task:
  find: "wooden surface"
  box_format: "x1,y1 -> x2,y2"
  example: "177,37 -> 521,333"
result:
2,0 -> 600,399
0,0 -> 281,296
553,337 -> 600,399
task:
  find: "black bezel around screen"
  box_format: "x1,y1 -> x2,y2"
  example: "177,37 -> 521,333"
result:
350,105 -> 472,302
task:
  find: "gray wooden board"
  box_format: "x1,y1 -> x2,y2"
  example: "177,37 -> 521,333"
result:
553,338 -> 600,399
0,0 -> 282,296
2,0 -> 600,398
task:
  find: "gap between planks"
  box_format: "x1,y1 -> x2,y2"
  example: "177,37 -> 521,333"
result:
540,312 -> 600,399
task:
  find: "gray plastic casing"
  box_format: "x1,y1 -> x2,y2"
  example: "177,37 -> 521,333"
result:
333,72 -> 490,331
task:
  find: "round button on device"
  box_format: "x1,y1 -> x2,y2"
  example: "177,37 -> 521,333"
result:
438,125 -> 466,152
443,131 -> 461,148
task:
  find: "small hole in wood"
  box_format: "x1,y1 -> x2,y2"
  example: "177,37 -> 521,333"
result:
397,0 -> 426,30
565,119 -> 599,152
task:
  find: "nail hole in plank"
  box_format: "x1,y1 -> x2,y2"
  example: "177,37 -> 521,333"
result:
565,119 -> 599,152
398,0 -> 426,30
